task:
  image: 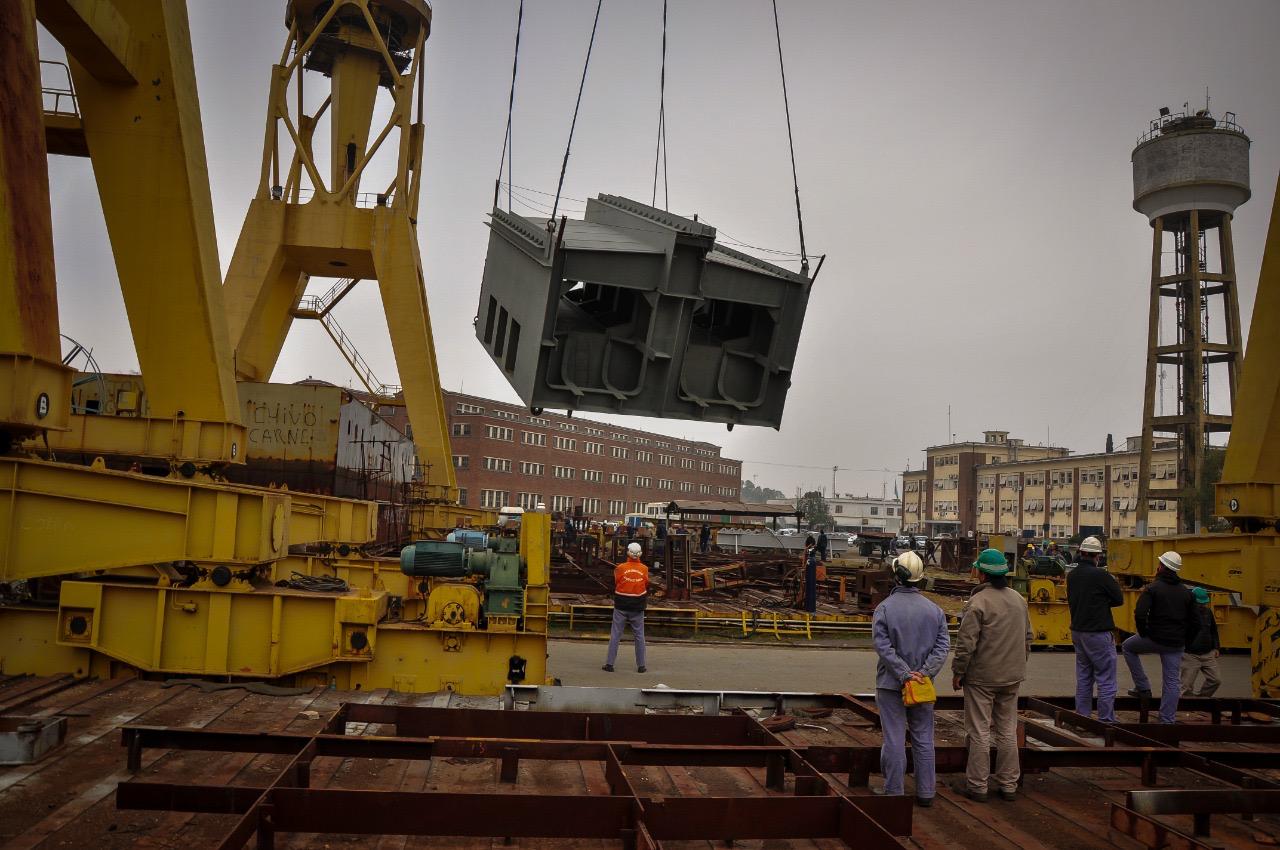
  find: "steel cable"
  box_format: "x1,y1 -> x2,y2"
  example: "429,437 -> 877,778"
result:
551,0 -> 606,224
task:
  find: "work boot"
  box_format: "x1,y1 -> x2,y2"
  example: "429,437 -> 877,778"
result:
601,664 -> 614,672
949,780 -> 987,802
997,788 -> 1016,802
915,796 -> 934,808
1127,688 -> 1152,699
637,666 -> 647,673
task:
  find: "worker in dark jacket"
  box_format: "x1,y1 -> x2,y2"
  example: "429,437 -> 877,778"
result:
1122,551 -> 1197,723
1066,536 -> 1123,721
1180,587 -> 1221,696
816,527 -> 829,561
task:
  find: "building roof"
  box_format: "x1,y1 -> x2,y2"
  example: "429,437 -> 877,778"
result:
662,500 -> 799,518
976,444 -> 1178,471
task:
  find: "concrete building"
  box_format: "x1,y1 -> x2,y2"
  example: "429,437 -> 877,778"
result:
901,430 -> 1179,540
768,495 -> 902,534
438,390 -> 742,517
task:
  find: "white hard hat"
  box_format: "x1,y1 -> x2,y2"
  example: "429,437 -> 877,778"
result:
1079,536 -> 1103,554
1158,551 -> 1182,572
627,542 -> 643,558
893,551 -> 925,583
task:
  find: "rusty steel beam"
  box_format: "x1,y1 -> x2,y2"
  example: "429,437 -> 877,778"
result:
1110,803 -> 1214,850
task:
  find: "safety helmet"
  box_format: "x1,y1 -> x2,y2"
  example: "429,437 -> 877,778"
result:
1026,544 -> 1035,551
626,542 -> 643,558
893,551 -> 925,583
973,548 -> 1010,575
1192,586 -> 1210,604
1079,536 -> 1103,554
1158,551 -> 1182,572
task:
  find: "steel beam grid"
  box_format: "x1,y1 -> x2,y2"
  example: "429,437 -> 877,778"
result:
115,694 -> 1280,849
117,700 -> 912,849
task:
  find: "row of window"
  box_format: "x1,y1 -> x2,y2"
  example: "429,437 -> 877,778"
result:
973,496 -> 1176,516
452,457 -> 733,495
453,402 -> 716,457
450,424 -> 740,475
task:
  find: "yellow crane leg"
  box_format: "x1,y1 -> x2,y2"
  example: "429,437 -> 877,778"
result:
63,0 -> 241,431
0,457 -> 379,581
0,0 -> 73,444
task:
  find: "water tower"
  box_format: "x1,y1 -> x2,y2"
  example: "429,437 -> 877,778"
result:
1132,106 -> 1250,534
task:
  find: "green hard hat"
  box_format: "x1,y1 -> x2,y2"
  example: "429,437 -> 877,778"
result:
1192,587 -> 1210,604
973,548 -> 1010,575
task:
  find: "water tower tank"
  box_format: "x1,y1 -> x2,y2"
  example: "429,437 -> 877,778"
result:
1132,112 -> 1251,221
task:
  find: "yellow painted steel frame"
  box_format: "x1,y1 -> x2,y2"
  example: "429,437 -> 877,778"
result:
0,511 -> 552,695
222,0 -> 457,503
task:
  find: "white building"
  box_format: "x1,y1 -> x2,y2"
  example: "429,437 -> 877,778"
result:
768,495 -> 902,534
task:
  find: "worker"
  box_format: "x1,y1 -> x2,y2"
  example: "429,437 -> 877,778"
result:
816,526 -> 829,561
872,551 -> 950,807
804,544 -> 820,614
951,548 -> 1031,803
1122,551 -> 1197,723
1066,536 -> 1123,722
602,542 -> 649,673
1180,587 -> 1221,697
699,522 -> 711,554
924,539 -> 937,565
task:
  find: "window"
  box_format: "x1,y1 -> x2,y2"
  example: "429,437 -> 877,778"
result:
517,492 -> 543,510
452,455 -> 469,469
557,423 -> 578,433
680,481 -> 694,492
480,489 -> 509,508
522,431 -> 546,447
582,498 -> 601,514
451,423 -> 471,437
455,403 -> 485,415
633,501 -> 645,513
584,427 -> 605,438
635,476 -> 652,488
552,495 -> 573,512
610,472 -> 627,485
528,416 -> 551,428
659,454 -> 674,467
870,507 -> 879,516
657,478 -> 673,489
554,436 -> 577,451
699,484 -> 713,494
553,466 -> 575,480
457,488 -> 467,505
583,442 -> 603,455
492,409 -> 520,421
483,457 -> 512,473
608,499 -> 626,516
486,425 -> 513,441
611,446 -> 629,460
681,458 -> 695,470
582,469 -> 603,483
519,461 -> 545,476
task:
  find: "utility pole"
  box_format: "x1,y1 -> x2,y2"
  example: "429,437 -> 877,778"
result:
831,465 -> 838,499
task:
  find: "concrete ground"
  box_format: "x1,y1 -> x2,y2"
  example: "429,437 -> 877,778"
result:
548,637 -> 1252,696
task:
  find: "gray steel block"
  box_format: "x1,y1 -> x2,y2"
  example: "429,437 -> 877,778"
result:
475,195 -> 812,429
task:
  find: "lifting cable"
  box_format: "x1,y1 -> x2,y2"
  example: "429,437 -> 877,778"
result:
651,0 -> 669,210
494,0 -> 526,210
770,0 -> 809,275
551,0 -> 606,224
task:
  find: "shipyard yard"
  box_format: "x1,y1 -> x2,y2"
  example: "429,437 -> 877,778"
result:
3,0 -> 1280,847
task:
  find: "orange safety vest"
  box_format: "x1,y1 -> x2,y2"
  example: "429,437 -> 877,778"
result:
614,560 -> 649,597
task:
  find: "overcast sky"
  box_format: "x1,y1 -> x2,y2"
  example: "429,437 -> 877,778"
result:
40,0 -> 1280,499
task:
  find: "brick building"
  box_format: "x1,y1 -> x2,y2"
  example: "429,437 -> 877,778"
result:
441,390 -> 742,517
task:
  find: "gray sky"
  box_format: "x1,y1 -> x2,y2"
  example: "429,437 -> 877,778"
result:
41,0 -> 1280,499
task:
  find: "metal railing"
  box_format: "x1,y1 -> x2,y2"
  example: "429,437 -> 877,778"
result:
272,186 -> 396,208
1138,109 -> 1243,145
40,60 -> 79,117
305,302 -> 401,399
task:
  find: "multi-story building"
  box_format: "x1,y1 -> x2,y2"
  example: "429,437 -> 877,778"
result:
439,390 -> 742,518
901,430 -> 1179,540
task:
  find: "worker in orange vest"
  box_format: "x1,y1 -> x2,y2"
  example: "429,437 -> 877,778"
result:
603,542 -> 649,673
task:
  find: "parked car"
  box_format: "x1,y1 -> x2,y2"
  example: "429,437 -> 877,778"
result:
846,534 -> 858,546
914,535 -> 929,549
777,528 -> 799,537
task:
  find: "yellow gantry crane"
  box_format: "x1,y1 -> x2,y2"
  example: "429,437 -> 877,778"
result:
0,0 -> 548,694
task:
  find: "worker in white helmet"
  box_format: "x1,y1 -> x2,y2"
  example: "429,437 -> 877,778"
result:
872,551 -> 949,807
1122,551 -> 1197,723
602,541 -> 649,673
1066,536 -> 1123,721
